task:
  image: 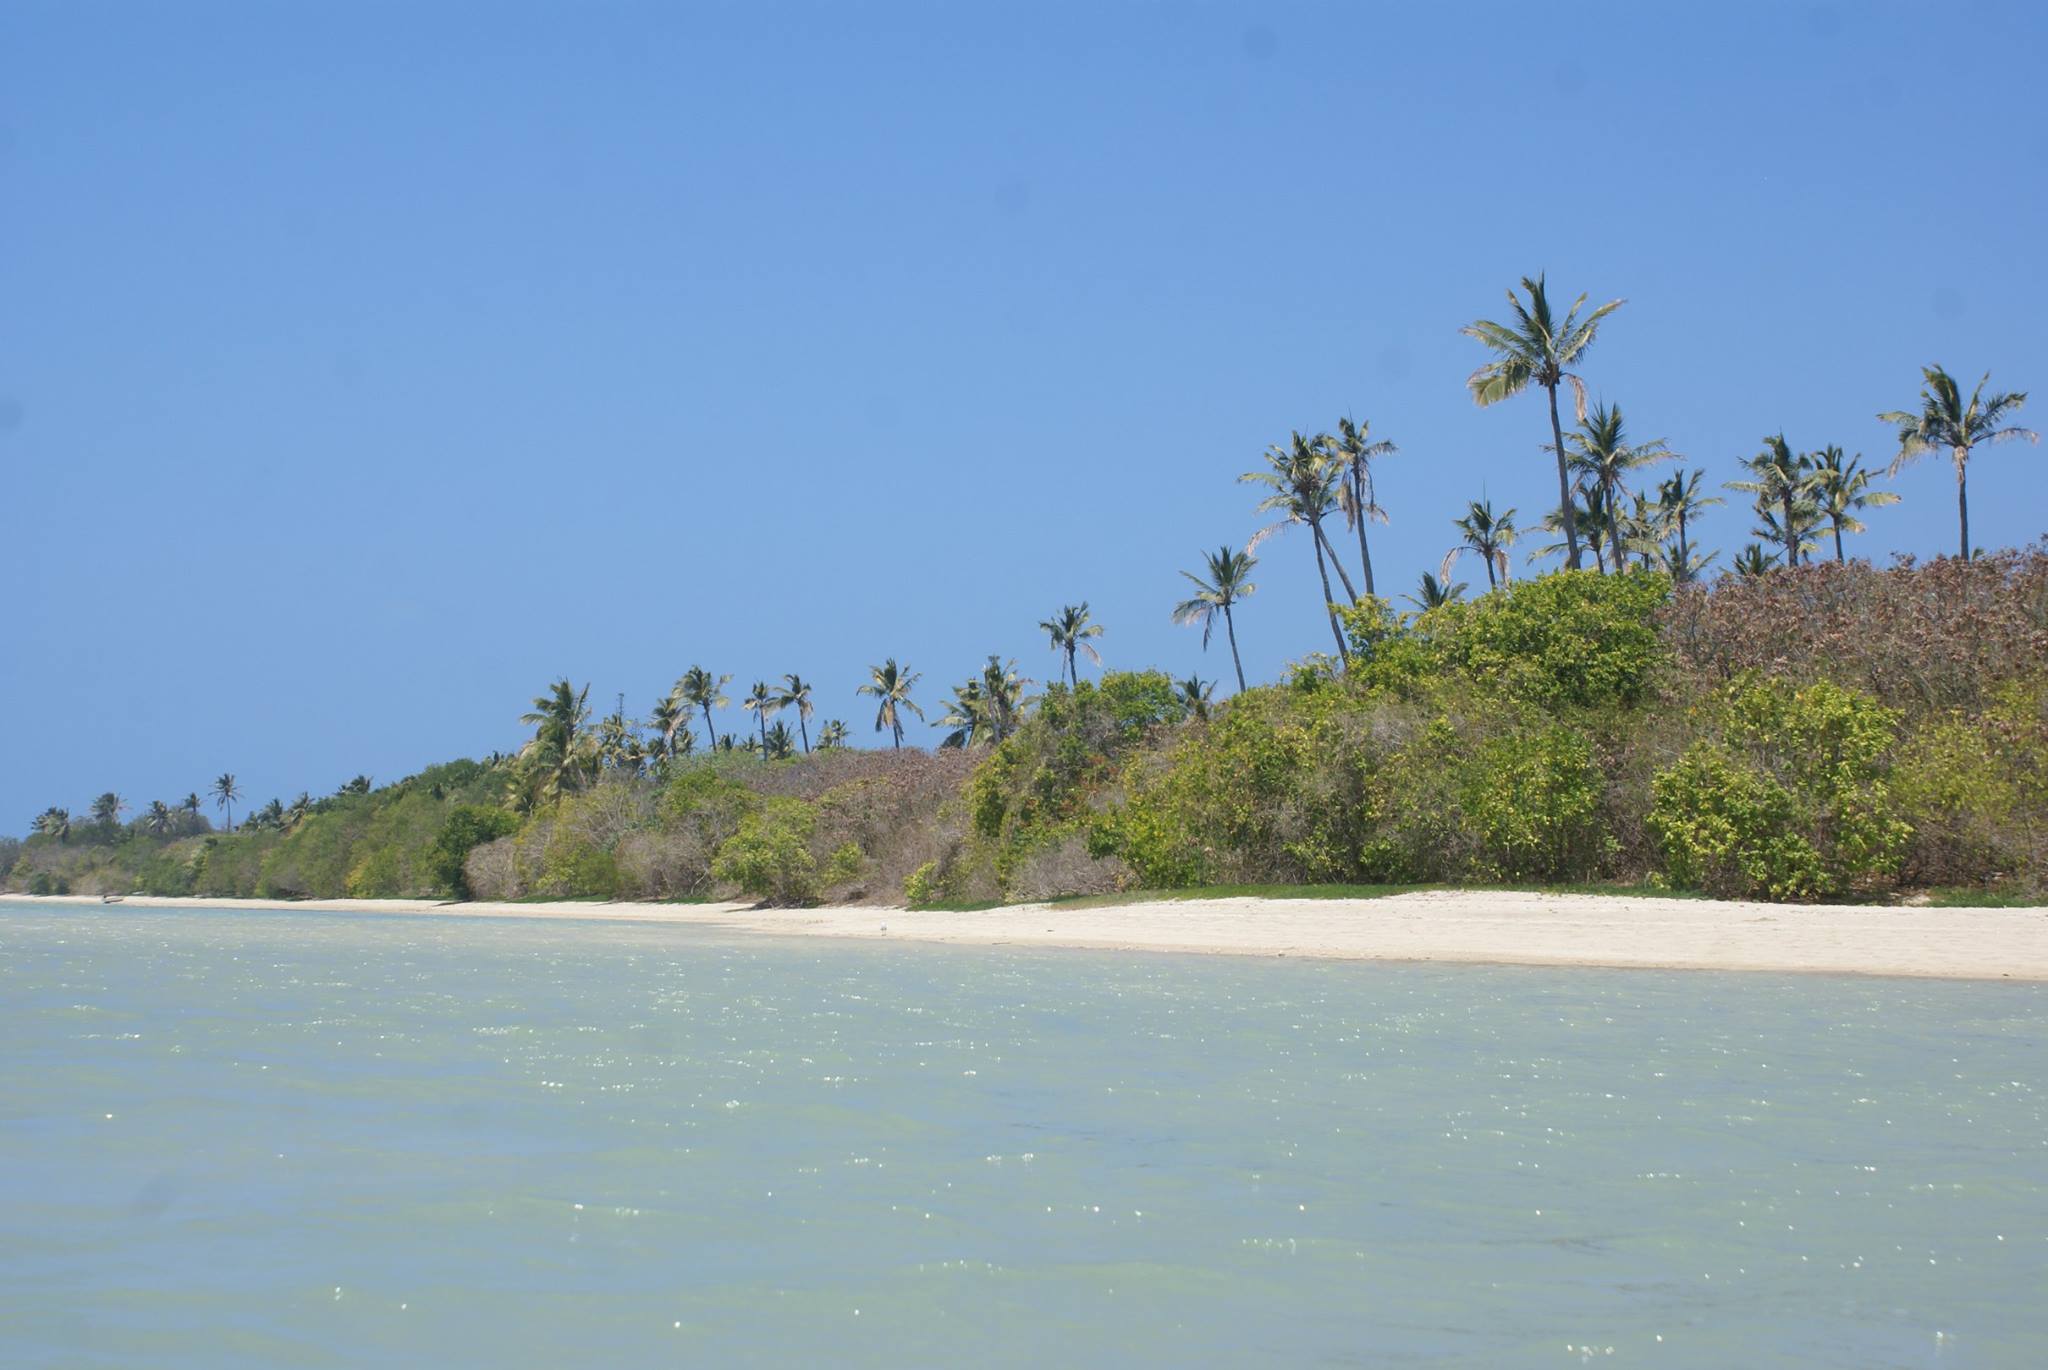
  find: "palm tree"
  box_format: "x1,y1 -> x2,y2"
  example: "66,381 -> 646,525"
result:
518,680 -> 596,801
935,677 -> 987,749
1879,365 -> 2036,561
677,667 -> 731,749
858,659 -> 924,748
977,656 -> 1030,743
741,680 -> 778,756
1406,571 -> 1468,611
1529,487 -> 1620,572
648,691 -> 689,765
816,719 -> 849,750
1809,445 -> 1899,563
284,793 -> 312,831
90,792 -> 126,828
1462,275 -> 1625,570
34,807 -> 72,842
1173,544 -> 1258,694
1566,402 -> 1676,572
1445,498 -> 1518,591
1243,431 -> 1355,660
180,793 -> 202,820
762,720 -> 796,761
337,775 -> 373,796
1732,543 -> 1778,578
1728,435 -> 1819,568
1173,675 -> 1215,721
1328,415 -> 1396,596
211,774 -> 241,833
1040,603 -> 1104,689
776,674 -> 816,752
1654,469 -> 1722,582
144,800 -> 173,837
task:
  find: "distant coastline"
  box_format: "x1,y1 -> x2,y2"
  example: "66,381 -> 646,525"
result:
7,889 -> 2045,982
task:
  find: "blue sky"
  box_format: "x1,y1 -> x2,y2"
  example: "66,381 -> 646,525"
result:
3,2 -> 2044,826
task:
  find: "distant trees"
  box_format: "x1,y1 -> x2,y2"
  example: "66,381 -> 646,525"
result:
777,675 -> 816,753
1729,435 -> 1820,569
857,659 -> 924,748
1328,415 -> 1396,597
1173,544 -> 1258,693
1463,274 -> 1625,570
677,667 -> 731,750
1040,603 -> 1104,689
1810,446 -> 1898,563
211,774 -> 241,833
1245,432 -> 1354,661
1880,364 -> 2036,561
1566,402 -> 1675,573
1447,498 -> 1517,591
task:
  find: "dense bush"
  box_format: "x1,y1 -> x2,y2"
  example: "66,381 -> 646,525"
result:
1891,680 -> 2048,893
712,798 -> 820,904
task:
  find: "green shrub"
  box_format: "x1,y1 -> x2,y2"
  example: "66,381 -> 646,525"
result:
1892,680 -> 2048,891
1648,677 -> 1909,900
427,805 -> 521,898
903,859 -> 941,907
712,797 -> 818,904
822,841 -> 867,889
1458,725 -> 1609,881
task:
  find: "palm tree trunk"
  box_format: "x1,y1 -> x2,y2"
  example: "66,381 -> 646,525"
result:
1223,605 -> 1247,694
701,705 -> 718,750
1782,491 -> 1799,567
1310,533 -> 1349,664
799,717 -> 810,753
1545,382 -> 1580,570
1677,510 -> 1689,574
1313,517 -> 1359,603
1955,449 -> 1971,561
1483,551 -> 1497,591
1352,471 -> 1377,597
1833,520 -> 1846,564
1067,648 -> 1078,691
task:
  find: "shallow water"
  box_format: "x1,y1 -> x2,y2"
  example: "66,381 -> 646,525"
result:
1,905 -> 2043,1367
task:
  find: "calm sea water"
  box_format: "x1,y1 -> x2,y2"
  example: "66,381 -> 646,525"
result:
1,906 -> 2043,1368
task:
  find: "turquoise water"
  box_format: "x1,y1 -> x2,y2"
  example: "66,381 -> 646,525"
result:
1,906 -> 2043,1367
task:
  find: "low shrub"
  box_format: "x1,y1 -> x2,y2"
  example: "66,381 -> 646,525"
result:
712,797 -> 819,905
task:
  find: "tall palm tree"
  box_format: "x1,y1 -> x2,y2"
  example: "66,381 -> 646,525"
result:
518,680 -> 596,801
90,792 -> 126,828
1445,498 -> 1517,591
1810,445 -> 1900,563
1173,544 -> 1258,694
180,793 -> 202,819
1654,469 -> 1722,582
1328,415 -> 1396,596
776,674 -> 816,752
816,719 -> 849,750
977,656 -> 1030,743
676,667 -> 731,749
1879,365 -> 2036,561
858,659 -> 924,748
648,691 -> 689,765
1728,435 -> 1819,568
144,800 -> 173,837
1243,431 -> 1355,660
1566,402 -> 1676,572
1039,603 -> 1104,689
741,680 -> 778,756
1463,275 -> 1625,570
211,774 -> 241,833
1173,675 -> 1215,721
1406,571 -> 1468,612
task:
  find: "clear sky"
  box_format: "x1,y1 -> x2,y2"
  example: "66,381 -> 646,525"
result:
3,2 -> 2044,827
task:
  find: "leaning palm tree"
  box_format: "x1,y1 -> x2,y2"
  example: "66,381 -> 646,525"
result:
776,674 -> 816,752
1566,402 -> 1677,572
1039,603 -> 1104,689
676,666 -> 731,750
858,659 -> 925,748
1655,469 -> 1722,580
144,799 -> 173,837
1173,675 -> 1215,721
816,719 -> 849,750
1327,415 -> 1396,596
1406,571 -> 1468,612
1243,431 -> 1355,660
1172,544 -> 1258,694
741,680 -> 778,756
211,774 -> 241,833
1462,274 -> 1625,570
1810,445 -> 1900,563
1728,435 -> 1819,568
1879,365 -> 2036,561
1445,498 -> 1518,591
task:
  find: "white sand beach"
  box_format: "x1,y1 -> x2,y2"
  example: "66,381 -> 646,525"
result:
7,889 -> 2045,981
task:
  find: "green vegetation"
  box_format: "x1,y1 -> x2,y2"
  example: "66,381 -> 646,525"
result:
10,276 -> 2040,910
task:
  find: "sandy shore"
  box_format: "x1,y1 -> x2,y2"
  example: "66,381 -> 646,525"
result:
7,889 -> 2047,980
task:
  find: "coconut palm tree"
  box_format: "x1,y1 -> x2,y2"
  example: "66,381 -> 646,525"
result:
1731,543 -> 1778,578
211,774 -> 241,832
181,793 -> 202,819
858,659 -> 924,748
1243,431 -> 1355,660
776,674 -> 816,752
1566,402 -> 1676,572
677,667 -> 731,750
1728,435 -> 1819,569
648,690 -> 689,765
817,719 -> 849,750
143,800 -> 173,837
1039,603 -> 1104,689
935,677 -> 988,749
1173,544 -> 1258,694
1462,274 -> 1625,570
34,806 -> 72,842
90,792 -> 126,828
977,656 -> 1031,743
337,774 -> 373,797
1654,469 -> 1722,582
1809,445 -> 1899,563
1406,571 -> 1468,612
1328,415 -> 1396,596
1529,488 -> 1619,572
517,680 -> 596,801
284,793 -> 312,831
1173,675 -> 1215,721
1445,498 -> 1517,591
741,680 -> 778,756
1879,365 -> 2036,561
763,721 -> 796,761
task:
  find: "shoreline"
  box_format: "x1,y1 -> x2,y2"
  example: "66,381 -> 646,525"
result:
6,890 -> 2047,982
